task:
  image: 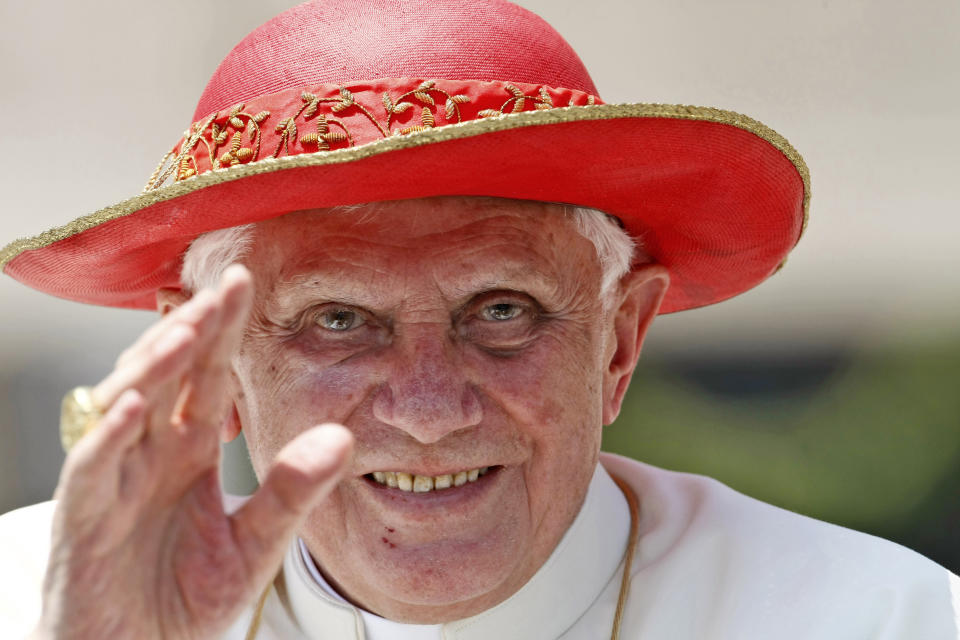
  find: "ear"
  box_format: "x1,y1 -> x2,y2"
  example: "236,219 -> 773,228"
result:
601,264 -> 669,425
156,287 -> 244,443
157,287 -> 189,315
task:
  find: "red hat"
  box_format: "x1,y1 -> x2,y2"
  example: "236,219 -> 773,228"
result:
0,0 -> 808,314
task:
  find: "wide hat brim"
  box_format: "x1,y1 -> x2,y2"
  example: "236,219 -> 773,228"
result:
0,101 -> 808,314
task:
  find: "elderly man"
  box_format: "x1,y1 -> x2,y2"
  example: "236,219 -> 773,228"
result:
1,0 -> 958,638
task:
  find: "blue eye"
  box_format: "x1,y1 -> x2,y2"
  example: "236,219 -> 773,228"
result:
481,303 -> 523,322
316,308 -> 364,331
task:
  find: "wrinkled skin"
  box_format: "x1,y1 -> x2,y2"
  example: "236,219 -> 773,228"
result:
229,197 -> 668,622
34,268 -> 355,640
33,196 -> 667,637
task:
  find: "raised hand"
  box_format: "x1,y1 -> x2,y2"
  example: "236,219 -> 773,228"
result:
34,265 -> 353,639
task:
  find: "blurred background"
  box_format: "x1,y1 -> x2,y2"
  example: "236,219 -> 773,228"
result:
1,0 -> 957,572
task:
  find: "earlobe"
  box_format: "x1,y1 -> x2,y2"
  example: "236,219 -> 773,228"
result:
601,264 -> 669,425
221,404 -> 243,442
156,287 -> 190,315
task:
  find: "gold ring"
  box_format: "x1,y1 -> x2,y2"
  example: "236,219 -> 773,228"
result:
60,386 -> 104,453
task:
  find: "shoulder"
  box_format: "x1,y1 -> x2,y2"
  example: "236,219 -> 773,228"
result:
0,501 -> 56,638
0,499 -> 56,537
600,453 -> 960,639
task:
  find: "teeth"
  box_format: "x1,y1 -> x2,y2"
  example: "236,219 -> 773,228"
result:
413,475 -> 433,492
371,467 -> 492,493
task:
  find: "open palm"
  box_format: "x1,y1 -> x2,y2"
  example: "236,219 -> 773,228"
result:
35,266 -> 353,639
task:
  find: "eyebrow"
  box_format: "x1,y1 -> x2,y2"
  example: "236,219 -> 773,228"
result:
446,273 -> 560,298
270,270 -> 393,311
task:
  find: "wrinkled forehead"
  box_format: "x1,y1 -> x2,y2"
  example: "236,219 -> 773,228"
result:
251,197 -> 585,264
256,196 -> 571,239
245,196 -> 602,301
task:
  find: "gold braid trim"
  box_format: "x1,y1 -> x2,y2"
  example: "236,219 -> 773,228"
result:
244,582 -> 271,640
0,103 -> 809,271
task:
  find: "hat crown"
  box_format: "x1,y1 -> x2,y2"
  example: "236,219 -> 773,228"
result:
194,0 -> 598,120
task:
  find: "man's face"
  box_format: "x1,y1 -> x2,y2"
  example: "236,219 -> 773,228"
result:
231,197 -> 622,622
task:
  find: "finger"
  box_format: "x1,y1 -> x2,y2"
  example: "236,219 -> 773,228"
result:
230,424 -> 354,573
92,322 -> 198,417
94,292 -> 221,410
179,265 -> 253,424
114,288 -> 219,371
83,389 -> 148,460
57,389 -> 146,505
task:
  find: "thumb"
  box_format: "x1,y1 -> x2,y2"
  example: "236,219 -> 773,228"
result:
230,424 -> 353,578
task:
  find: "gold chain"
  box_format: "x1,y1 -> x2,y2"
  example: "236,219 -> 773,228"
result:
609,474 -> 640,640
245,475 -> 639,639
244,583 -> 271,640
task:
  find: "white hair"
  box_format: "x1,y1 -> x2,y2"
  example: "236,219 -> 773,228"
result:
566,206 -> 638,303
180,224 -> 256,295
180,204 -> 640,308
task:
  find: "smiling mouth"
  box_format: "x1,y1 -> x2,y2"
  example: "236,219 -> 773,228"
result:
366,467 -> 494,493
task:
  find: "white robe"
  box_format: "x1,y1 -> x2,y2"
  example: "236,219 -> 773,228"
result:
2,453 -> 958,639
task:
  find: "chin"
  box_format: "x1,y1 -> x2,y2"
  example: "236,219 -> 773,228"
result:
409,537 -> 521,591
345,525 -> 531,621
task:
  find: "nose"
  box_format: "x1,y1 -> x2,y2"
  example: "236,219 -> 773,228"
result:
372,325 -> 482,443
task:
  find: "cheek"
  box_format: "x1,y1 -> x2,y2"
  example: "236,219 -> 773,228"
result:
465,329 -> 603,541
234,343 -> 373,470
468,326 -> 604,450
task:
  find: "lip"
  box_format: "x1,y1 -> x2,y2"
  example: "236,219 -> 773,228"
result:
358,465 -> 505,518
357,463 -> 498,478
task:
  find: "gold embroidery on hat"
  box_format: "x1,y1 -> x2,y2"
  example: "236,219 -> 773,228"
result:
143,115 -> 215,191
155,82 -> 473,186
211,104 -> 270,169
271,90 -> 370,158
299,114 -> 351,151
294,91 -> 364,150
1,102 -> 810,291
298,86 -> 389,139
476,84 -> 559,118
143,149 -> 175,193
383,80 -> 471,134
144,105 -> 272,190
153,82 -> 607,191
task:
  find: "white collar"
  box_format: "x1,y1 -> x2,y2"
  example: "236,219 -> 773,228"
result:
298,538 -> 443,640
282,463 -> 630,639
